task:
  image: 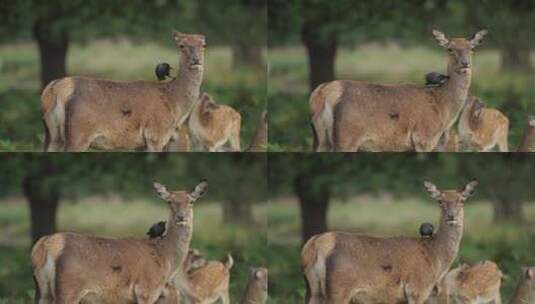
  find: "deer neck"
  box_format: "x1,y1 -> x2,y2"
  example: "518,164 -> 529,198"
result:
439,61 -> 472,123
159,217 -> 193,275
429,211 -> 464,279
170,60 -> 203,127
458,99 -> 475,132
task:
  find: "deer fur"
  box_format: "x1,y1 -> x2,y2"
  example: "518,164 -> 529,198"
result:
182,248 -> 207,274
435,129 -> 460,152
310,29 -> 488,152
302,180 -> 478,304
240,267 -> 268,304
517,116 -> 535,152
510,267 -> 535,304
431,261 -> 502,304
175,253 -> 234,304
246,110 -> 268,152
165,126 -> 192,152
458,96 -> 509,152
31,180 -> 207,304
41,31 -> 205,152
188,92 -> 241,152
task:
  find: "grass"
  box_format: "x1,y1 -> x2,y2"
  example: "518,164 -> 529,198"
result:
0,197 -> 268,303
269,45 -> 535,151
0,39 -> 267,151
266,195 -> 535,303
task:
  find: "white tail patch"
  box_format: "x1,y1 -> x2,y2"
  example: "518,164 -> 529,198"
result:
320,102 -> 334,147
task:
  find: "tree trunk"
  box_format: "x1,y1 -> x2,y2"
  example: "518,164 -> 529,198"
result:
294,174 -> 330,244
501,46 -> 532,72
232,44 -> 264,68
302,23 -> 337,92
493,198 -> 524,223
23,175 -> 60,244
33,21 -> 69,90
223,200 -> 254,225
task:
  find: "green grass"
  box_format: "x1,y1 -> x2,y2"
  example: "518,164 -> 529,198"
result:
266,196 -> 535,303
0,198 -> 268,303
269,45 -> 535,151
0,40 -> 266,151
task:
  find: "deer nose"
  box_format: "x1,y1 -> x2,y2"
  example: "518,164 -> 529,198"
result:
192,58 -> 200,65
460,59 -> 470,68
447,214 -> 455,221
176,215 -> 185,222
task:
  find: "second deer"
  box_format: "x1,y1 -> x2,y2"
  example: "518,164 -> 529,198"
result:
458,96 -> 509,152
302,180 -> 478,304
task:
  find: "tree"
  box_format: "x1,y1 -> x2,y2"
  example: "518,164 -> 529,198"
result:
269,0 -> 446,92
465,0 -> 535,72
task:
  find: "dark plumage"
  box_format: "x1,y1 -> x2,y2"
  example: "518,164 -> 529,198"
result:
155,62 -> 173,81
425,72 -> 450,87
419,222 -> 434,238
146,221 -> 166,239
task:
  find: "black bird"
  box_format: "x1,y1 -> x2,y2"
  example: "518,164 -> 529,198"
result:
147,221 -> 167,239
419,222 -> 434,238
425,72 -> 450,87
155,63 -> 174,81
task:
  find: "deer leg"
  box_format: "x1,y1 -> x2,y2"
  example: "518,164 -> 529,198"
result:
229,131 -> 241,152
65,125 -> 93,152
497,131 -> 509,152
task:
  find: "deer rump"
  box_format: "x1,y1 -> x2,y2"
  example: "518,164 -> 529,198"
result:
42,77 -> 179,151
312,80 -> 449,151
304,232 -> 439,303
33,232 -> 170,303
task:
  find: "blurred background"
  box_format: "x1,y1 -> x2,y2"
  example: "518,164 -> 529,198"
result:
268,153 -> 535,303
0,153 -> 267,302
0,0 -> 267,151
269,0 -> 535,151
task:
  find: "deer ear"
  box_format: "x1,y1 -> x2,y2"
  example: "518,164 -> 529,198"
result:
525,267 -> 534,279
461,180 -> 479,199
188,179 -> 208,202
153,182 -> 171,201
424,181 -> 442,200
172,30 -> 186,42
432,29 -> 450,47
470,29 -> 488,48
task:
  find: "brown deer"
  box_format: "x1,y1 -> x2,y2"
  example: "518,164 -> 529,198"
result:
433,261 -> 502,304
310,29 -> 488,151
458,96 -> 509,152
165,126 -> 192,152
41,31 -> 205,151
175,253 -> 234,304
510,267 -> 535,304
240,267 -> 268,304
31,180 -> 207,304
182,248 -> 207,273
302,180 -> 478,304
517,116 -> 535,152
188,92 -> 242,152
246,110 -> 268,152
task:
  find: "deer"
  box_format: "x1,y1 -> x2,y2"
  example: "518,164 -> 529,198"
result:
182,248 -> 207,274
458,96 -> 509,152
240,267 -> 268,304
309,28 -> 488,152
517,116 -> 535,152
430,260 -> 502,304
302,180 -> 479,304
188,92 -> 242,152
31,180 -> 207,304
246,110 -> 268,152
427,265 -> 535,304
165,126 -> 192,152
41,31 -> 205,151
174,253 -> 234,304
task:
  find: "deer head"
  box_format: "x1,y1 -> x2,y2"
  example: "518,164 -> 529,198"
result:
432,29 -> 488,75
469,96 -> 485,121
173,31 -> 206,71
153,180 -> 208,226
424,180 -> 478,226
521,266 -> 535,289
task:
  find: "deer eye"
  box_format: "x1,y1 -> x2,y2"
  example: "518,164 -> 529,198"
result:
179,44 -> 185,49
447,48 -> 454,53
